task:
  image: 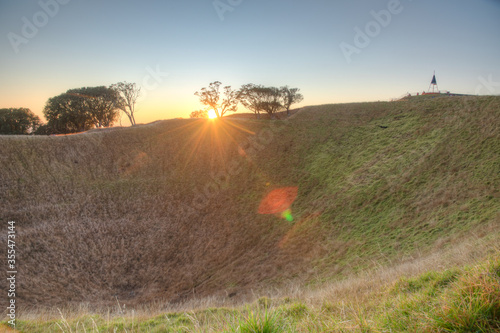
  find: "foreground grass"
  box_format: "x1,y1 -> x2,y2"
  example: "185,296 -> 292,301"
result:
9,249 -> 499,332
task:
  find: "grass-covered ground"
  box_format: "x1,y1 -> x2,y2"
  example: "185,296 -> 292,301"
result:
11,246 -> 500,332
1,95 -> 499,331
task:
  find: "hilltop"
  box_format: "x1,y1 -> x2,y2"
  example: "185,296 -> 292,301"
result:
1,96 -> 499,330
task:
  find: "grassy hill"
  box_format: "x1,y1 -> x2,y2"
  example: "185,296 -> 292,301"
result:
1,96 -> 499,331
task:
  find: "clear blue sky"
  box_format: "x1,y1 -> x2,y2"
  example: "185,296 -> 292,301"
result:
1,0 -> 499,124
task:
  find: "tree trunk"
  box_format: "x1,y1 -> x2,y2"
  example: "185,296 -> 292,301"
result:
124,111 -> 135,126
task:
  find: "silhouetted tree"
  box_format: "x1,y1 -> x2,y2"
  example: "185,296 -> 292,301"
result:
239,84 -> 284,119
43,86 -> 121,134
260,86 -> 284,119
34,124 -> 51,135
190,109 -> 208,118
0,108 -> 41,134
110,81 -> 140,125
238,84 -> 265,119
194,81 -> 239,118
280,86 -> 304,116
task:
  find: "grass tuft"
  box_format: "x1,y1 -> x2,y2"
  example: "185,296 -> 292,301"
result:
431,257 -> 500,332
229,307 -> 291,333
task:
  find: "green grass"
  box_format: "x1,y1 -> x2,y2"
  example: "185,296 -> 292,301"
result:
272,97 -> 500,280
381,254 -> 500,332
228,307 -> 292,333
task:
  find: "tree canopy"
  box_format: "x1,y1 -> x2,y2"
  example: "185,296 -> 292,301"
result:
43,86 -> 121,134
194,81 -> 239,118
238,84 -> 266,119
0,108 -> 41,134
257,86 -> 285,119
281,86 -> 304,115
239,84 -> 303,119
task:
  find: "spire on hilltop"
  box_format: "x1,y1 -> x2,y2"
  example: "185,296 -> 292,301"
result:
428,71 -> 439,93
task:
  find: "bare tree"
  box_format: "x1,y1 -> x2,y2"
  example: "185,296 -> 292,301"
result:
111,82 -> 141,125
280,86 -> 304,116
194,81 -> 239,118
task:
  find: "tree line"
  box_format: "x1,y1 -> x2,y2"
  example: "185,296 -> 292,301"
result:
191,81 -> 303,119
40,83 -> 141,134
0,82 -> 140,135
0,80 -> 303,135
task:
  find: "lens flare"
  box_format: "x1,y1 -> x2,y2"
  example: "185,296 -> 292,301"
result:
258,187 -> 298,221
281,209 -> 294,222
258,187 -> 298,214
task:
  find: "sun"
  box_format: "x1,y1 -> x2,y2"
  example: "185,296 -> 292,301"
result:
208,110 -> 217,119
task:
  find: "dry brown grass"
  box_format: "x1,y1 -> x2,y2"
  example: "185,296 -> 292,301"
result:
1,118 -> 312,311
15,229 -> 499,326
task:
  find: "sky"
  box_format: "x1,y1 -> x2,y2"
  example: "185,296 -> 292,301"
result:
1,0 -> 499,125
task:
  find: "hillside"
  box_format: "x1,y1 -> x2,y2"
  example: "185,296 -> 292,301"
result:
1,96 -> 499,315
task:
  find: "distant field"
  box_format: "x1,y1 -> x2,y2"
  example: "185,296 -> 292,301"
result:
1,96 -> 499,331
